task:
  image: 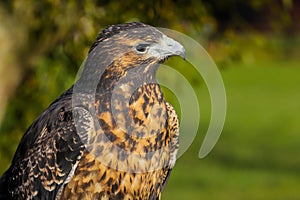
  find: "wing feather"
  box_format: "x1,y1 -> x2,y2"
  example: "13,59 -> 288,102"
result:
0,88 -> 91,199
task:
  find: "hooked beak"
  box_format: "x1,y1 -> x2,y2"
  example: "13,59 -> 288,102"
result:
151,35 -> 186,62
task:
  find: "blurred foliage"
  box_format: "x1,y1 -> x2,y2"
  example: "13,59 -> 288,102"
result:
0,0 -> 299,199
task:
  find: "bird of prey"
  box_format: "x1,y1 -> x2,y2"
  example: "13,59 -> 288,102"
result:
0,22 -> 185,200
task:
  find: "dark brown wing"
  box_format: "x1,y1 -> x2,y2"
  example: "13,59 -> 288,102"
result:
0,87 -> 85,200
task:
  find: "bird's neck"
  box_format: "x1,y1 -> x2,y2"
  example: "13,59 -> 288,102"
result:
95,62 -> 159,111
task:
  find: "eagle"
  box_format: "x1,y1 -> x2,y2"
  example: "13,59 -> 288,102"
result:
0,22 -> 185,200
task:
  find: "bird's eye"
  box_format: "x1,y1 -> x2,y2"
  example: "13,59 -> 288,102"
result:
135,43 -> 149,53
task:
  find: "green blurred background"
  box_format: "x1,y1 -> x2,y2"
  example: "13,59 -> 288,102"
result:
0,1 -> 299,199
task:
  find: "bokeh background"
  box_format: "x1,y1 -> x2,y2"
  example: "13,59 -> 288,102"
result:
0,1 -> 299,199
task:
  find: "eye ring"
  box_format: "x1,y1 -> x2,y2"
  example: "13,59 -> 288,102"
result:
135,43 -> 149,53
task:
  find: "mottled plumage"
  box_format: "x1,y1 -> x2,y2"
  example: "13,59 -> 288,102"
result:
0,22 -> 185,200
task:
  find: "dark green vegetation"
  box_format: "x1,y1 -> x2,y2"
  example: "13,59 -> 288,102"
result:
0,1 -> 299,199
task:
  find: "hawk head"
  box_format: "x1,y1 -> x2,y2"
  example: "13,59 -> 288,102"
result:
78,22 -> 185,88
89,22 -> 185,64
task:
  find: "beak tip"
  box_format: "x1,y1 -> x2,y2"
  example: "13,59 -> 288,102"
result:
181,50 -> 187,60
176,47 -> 186,60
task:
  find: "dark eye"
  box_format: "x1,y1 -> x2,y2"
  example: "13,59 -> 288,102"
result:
135,43 -> 149,53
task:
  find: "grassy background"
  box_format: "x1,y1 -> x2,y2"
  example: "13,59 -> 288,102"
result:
163,61 -> 300,199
